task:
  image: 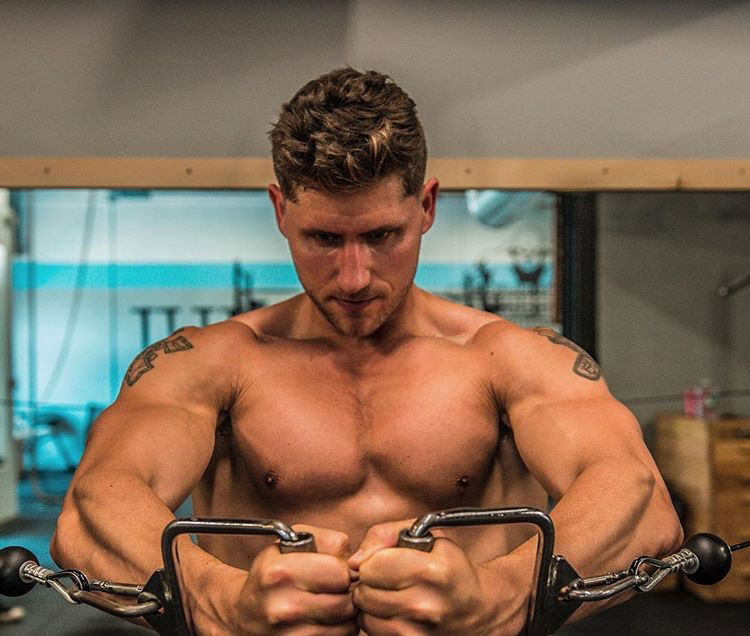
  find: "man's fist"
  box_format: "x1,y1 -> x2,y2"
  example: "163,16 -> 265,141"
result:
349,520 -> 525,636
233,524 -> 359,635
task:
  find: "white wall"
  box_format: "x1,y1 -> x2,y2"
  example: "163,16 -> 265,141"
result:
598,192 -> 750,427
1,1 -> 749,158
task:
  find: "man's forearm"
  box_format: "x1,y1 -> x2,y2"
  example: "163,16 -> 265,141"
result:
52,469 -> 241,632
53,469 -> 177,581
547,457 -> 682,578
488,457 -> 683,627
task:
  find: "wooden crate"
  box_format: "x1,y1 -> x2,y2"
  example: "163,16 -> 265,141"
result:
654,414 -> 750,601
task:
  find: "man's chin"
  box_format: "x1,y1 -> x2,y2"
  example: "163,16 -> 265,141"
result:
334,317 -> 377,338
310,295 -> 390,338
330,309 -> 389,338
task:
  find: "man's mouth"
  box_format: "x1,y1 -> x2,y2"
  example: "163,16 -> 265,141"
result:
333,297 -> 376,311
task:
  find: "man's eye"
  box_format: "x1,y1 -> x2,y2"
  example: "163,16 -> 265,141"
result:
367,230 -> 393,242
313,233 -> 339,244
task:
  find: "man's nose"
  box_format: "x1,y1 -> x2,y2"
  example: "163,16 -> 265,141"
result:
336,241 -> 371,295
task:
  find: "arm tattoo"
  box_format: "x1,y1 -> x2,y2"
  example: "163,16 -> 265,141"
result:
531,327 -> 601,381
125,329 -> 194,386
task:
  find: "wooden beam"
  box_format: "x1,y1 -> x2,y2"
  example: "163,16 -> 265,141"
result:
0,158 -> 275,189
2,157 -> 750,190
429,159 -> 750,191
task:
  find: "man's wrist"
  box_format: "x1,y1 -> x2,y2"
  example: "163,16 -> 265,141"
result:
477,540 -> 537,634
174,539 -> 244,633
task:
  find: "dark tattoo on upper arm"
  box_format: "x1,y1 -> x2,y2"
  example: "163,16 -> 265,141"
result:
125,329 -> 194,386
531,327 -> 601,381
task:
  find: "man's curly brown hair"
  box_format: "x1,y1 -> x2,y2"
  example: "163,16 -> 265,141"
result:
269,67 -> 427,201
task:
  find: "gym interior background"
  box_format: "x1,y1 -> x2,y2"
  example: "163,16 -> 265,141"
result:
1,1 -> 750,634
7,186 -> 558,474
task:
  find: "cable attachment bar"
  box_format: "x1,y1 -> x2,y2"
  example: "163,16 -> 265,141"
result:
559,547 -> 699,602
559,571 -> 648,603
19,562 -> 62,586
631,548 -> 698,593
89,580 -> 145,596
20,562 -> 90,605
16,558 -> 162,617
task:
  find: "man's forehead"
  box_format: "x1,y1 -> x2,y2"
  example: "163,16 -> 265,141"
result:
286,179 -> 416,227
294,206 -> 410,234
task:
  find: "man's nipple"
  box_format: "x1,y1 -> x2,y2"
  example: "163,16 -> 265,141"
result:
456,473 -> 471,490
264,469 -> 280,489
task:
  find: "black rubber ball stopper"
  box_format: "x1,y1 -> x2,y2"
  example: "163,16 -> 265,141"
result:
684,533 -> 732,585
0,546 -> 38,597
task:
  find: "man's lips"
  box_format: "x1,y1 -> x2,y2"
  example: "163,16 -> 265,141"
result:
333,297 -> 376,311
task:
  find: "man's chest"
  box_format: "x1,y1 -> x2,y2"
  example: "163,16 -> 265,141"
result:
228,339 -> 501,506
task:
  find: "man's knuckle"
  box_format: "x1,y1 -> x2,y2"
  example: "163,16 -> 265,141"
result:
331,530 -> 350,551
409,598 -> 443,623
423,559 -> 451,587
266,598 -> 298,625
259,562 -> 291,588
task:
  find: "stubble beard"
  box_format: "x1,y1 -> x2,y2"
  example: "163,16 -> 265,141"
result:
306,281 -> 413,338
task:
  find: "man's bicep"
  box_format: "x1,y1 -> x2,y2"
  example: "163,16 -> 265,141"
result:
491,324 -> 647,495
74,323 -> 242,505
508,395 -> 653,500
77,401 -> 217,510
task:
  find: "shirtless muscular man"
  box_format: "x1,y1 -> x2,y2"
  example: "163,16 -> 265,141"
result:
51,68 -> 682,635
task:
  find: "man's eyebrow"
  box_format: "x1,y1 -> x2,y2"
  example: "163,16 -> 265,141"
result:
361,224 -> 403,235
300,227 -> 340,236
301,224 -> 403,236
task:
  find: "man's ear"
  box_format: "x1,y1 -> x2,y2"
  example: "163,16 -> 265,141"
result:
268,184 -> 287,237
419,178 -> 439,234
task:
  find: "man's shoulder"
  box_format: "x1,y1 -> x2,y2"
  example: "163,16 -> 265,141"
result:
474,322 -> 606,403
119,321 -> 260,398
227,295 -> 302,340
472,321 -> 588,364
469,318 -> 544,354
421,293 -> 571,360
471,320 -> 546,345
148,320 -> 261,364
179,319 -> 259,345
421,291 -> 505,342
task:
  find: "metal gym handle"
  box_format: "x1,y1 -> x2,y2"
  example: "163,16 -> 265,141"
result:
397,506 -> 580,636
150,517 -> 316,635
